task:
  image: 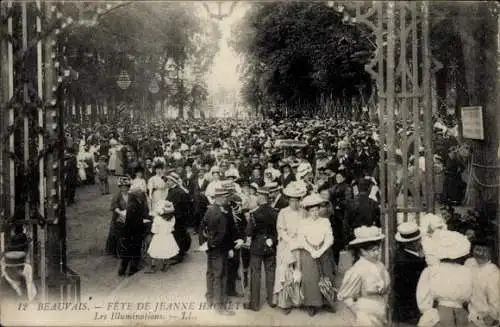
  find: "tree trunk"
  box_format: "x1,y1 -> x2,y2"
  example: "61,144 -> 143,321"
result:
460,4 -> 500,208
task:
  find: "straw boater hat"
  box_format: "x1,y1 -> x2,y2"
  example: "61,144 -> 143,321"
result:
301,193 -> 328,209
349,226 -> 385,246
166,172 -> 182,185
213,182 -> 232,197
224,168 -> 240,180
432,230 -> 470,260
283,181 -> 307,198
117,176 -> 131,187
154,200 -> 175,216
395,222 -> 422,243
256,185 -> 273,196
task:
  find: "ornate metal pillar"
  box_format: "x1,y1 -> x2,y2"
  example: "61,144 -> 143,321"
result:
328,1 -> 437,323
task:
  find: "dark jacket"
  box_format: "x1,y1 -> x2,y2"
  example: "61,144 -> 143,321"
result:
119,192 -> 149,258
280,173 -> 296,188
272,194 -> 289,211
202,205 -> 236,252
349,192 -> 381,236
246,204 -> 278,256
144,167 -> 155,182
167,185 -> 192,252
393,247 -> 427,324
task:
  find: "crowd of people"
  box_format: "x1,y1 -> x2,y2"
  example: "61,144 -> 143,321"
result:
58,116 -> 498,326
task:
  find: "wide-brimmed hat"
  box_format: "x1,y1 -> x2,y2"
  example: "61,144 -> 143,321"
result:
166,172 -> 182,185
301,193 -> 328,209
224,169 -> 240,180
213,181 -> 232,197
349,226 -> 385,246
432,230 -> 471,260
395,222 -> 422,243
420,213 -> 447,235
117,176 -> 131,187
296,163 -> 313,179
283,181 -> 307,198
154,200 -> 175,215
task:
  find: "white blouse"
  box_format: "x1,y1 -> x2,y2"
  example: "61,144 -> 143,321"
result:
465,259 -> 500,325
297,217 -> 333,258
417,263 -> 473,311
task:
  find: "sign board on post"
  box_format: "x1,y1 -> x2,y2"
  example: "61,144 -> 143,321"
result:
461,106 -> 484,140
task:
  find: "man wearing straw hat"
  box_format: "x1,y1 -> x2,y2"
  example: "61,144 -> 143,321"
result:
393,222 -> 427,326
202,183 -> 237,316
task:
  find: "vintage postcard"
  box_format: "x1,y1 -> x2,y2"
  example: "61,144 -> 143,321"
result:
1,1 -> 499,326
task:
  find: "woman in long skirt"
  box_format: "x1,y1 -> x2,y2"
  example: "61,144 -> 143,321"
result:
295,193 -> 335,316
273,182 -> 307,315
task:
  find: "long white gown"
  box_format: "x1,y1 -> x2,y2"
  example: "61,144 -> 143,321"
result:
147,215 -> 179,259
273,206 -> 305,308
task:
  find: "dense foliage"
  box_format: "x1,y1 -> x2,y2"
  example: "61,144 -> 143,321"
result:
230,2 -> 375,118
58,2 -> 221,120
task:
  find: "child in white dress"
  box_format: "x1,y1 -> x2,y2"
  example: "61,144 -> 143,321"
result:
145,200 -> 179,273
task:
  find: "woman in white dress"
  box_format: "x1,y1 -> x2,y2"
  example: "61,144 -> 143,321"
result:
416,230 -> 473,327
145,200 -> 179,273
147,162 -> 167,211
272,181 -> 307,315
107,139 -> 119,175
337,226 -> 390,326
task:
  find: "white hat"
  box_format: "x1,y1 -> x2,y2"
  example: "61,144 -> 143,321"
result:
349,226 -> 385,246
154,200 -> 175,215
224,168 -> 240,179
283,181 -> 307,198
296,163 -> 313,179
166,172 -> 182,185
395,222 -> 422,243
301,193 -> 328,209
432,230 -> 471,260
420,213 -> 447,235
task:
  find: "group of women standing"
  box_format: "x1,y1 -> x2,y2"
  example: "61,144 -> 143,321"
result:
268,181 -> 389,322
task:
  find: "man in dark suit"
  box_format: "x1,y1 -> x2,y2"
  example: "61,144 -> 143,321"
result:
200,185 -> 240,316
393,222 -> 427,326
244,186 -> 278,311
165,172 -> 192,264
348,178 -> 381,240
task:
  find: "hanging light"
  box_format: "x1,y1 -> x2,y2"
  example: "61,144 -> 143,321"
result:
203,1 -> 237,20
117,70 -> 131,90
